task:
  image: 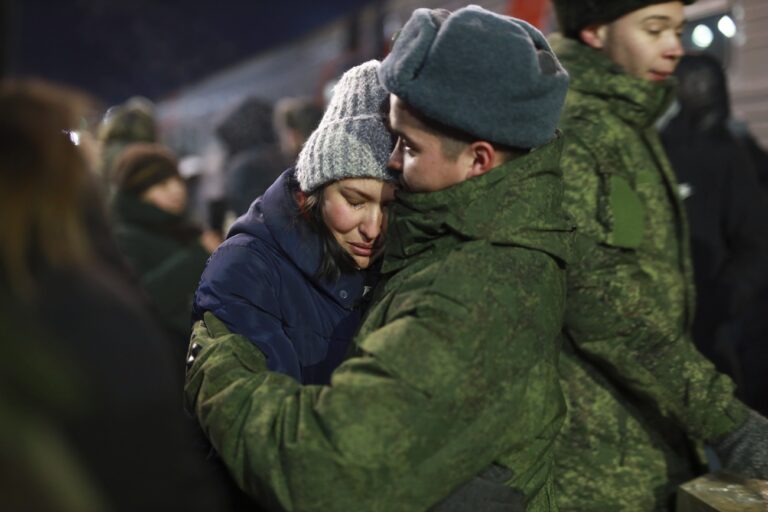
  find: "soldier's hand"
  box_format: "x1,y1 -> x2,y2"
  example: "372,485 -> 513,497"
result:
185,316 -> 215,413
713,409 -> 768,480
429,464 -> 525,512
184,312 -> 269,414
185,313 -> 229,371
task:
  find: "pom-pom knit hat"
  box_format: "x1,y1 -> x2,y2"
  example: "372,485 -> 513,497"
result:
296,60 -> 397,193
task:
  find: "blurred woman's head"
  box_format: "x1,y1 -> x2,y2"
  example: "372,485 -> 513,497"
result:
113,143 -> 188,215
293,60 -> 398,278
0,79 -> 96,294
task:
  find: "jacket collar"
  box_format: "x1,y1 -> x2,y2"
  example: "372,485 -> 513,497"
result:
549,34 -> 676,129
382,136 -> 573,274
231,169 -> 369,310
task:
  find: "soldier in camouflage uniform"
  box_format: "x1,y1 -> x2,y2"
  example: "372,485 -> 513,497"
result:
185,6 -> 573,511
549,1 -> 768,509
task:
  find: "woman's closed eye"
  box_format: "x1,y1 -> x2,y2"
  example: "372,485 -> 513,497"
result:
343,194 -> 366,209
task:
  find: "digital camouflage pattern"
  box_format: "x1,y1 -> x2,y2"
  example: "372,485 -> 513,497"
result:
549,35 -> 750,511
185,138 -> 573,512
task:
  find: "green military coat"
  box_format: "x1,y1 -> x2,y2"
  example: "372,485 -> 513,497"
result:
185,138 -> 573,512
549,35 -> 749,511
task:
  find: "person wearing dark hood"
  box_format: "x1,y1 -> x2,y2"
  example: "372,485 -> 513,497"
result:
0,78 -> 225,512
216,96 -> 287,219
111,143 -> 220,367
661,53 -> 768,415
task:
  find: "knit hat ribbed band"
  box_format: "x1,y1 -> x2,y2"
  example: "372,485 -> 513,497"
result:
553,0 -> 696,38
378,5 -> 569,149
296,60 -> 397,193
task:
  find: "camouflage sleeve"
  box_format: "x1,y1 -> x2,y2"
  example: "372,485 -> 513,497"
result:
561,135 -> 748,442
185,311 -> 507,512
185,245 -> 565,512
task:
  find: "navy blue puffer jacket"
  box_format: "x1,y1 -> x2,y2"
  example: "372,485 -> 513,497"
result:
193,169 -> 375,384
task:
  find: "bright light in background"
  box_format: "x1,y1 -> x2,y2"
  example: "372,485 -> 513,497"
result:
717,15 -> 736,38
692,24 -> 714,48
62,129 -> 81,146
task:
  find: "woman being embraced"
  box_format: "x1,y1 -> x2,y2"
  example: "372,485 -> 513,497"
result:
192,60 -> 397,385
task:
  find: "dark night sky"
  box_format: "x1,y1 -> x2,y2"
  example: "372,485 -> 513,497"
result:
6,0 -> 372,104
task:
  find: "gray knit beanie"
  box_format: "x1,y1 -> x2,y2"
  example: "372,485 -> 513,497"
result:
296,60 -> 397,193
378,5 -> 569,149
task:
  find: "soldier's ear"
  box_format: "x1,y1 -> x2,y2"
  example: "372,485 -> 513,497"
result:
579,23 -> 607,50
465,141 -> 496,179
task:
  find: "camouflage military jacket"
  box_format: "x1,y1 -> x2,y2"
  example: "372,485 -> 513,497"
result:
185,138 -> 573,512
549,35 -> 749,510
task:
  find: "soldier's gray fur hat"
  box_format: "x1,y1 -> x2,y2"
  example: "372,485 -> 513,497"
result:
296,60 -> 397,193
553,0 -> 696,39
378,5 -> 569,149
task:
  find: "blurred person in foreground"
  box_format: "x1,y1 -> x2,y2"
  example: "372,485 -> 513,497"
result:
110,143 -> 221,372
661,53 -> 768,415
0,78 -> 225,512
549,1 -> 768,509
185,7 -> 571,511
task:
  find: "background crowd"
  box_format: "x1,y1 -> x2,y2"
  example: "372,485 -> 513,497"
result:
2,1 -> 768,511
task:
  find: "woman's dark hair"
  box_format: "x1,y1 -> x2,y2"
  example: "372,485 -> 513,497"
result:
289,176 -> 358,282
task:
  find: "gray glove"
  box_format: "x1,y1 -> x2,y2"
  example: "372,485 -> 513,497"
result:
713,409 -> 768,480
429,464 -> 525,512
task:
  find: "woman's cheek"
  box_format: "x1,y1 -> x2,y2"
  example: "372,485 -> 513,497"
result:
325,201 -> 359,234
